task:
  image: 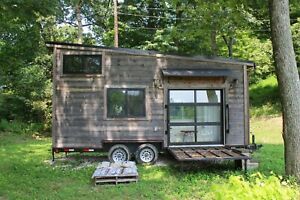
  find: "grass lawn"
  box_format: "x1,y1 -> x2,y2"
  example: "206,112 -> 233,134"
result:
0,117 -> 298,200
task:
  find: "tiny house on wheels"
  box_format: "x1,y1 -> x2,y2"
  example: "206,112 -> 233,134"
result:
47,42 -> 255,166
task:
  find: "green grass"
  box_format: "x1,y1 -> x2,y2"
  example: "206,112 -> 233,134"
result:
250,76 -> 281,117
251,117 -> 284,174
0,118 -> 298,200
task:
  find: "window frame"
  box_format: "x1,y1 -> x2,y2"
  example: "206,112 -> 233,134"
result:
106,88 -> 146,119
60,51 -> 104,76
168,89 -> 224,145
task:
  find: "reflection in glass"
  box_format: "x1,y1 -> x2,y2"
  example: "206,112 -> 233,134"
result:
197,106 -> 221,122
107,89 -> 145,118
128,90 -> 145,117
169,90 -> 194,103
107,89 -> 126,117
170,105 -> 194,123
197,126 -> 221,142
63,55 -> 102,74
196,90 -> 220,103
170,126 -> 195,143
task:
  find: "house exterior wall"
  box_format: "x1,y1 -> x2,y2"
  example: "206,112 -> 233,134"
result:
52,46 -> 249,149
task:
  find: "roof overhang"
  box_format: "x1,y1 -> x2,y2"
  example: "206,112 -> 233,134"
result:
162,69 -> 233,77
46,42 -> 255,68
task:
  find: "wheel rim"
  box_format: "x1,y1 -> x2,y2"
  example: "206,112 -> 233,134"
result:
139,148 -> 155,163
112,148 -> 127,162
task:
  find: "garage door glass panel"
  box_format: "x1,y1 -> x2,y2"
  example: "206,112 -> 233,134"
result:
197,106 -> 221,122
170,126 -> 195,143
196,90 -> 221,103
169,90 -> 194,103
170,105 -> 194,123
197,126 -> 221,143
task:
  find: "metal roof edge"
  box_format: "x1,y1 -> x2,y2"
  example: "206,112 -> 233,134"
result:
45,42 -> 255,67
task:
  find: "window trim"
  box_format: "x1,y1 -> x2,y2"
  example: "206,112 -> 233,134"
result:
106,88 -> 146,119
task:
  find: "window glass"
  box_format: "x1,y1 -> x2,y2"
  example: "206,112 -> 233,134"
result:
196,90 -> 220,103
197,106 -> 221,122
107,89 -> 126,117
170,105 -> 194,123
107,88 -> 145,118
197,125 -> 221,143
170,126 -> 195,143
63,55 -> 102,74
169,90 -> 194,103
128,90 -> 145,117
168,89 -> 223,144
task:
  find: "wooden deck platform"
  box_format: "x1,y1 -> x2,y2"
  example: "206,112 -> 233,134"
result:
92,161 -> 138,185
168,147 -> 249,162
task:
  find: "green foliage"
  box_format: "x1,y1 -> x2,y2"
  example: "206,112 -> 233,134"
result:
292,18 -> 300,68
250,76 -> 281,117
0,93 -> 29,121
0,0 -> 56,129
0,119 -> 44,136
233,31 -> 274,83
0,52 -> 52,130
206,173 -> 299,200
140,29 -> 178,53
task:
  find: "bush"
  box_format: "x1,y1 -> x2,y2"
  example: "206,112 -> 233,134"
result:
250,76 -> 281,117
206,173 -> 299,200
0,119 -> 44,136
0,93 -> 31,121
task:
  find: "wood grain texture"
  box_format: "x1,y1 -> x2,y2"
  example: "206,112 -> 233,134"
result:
52,48 -> 249,148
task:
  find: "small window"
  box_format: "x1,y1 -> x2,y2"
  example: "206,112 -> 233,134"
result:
107,88 -> 146,118
63,54 -> 102,74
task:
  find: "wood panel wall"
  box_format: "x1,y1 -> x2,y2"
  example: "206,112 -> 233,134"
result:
52,48 -> 249,148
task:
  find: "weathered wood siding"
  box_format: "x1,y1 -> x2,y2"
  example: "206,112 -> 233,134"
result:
52,46 -> 249,148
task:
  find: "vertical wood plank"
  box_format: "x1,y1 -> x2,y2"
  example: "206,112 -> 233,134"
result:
243,65 -> 250,145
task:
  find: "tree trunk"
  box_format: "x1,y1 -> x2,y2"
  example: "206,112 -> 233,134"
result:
75,0 -> 83,44
222,35 -> 233,57
269,0 -> 300,181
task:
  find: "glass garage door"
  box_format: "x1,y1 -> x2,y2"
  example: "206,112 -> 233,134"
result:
168,89 -> 224,145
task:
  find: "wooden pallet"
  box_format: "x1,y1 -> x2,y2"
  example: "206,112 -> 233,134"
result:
92,161 -> 138,185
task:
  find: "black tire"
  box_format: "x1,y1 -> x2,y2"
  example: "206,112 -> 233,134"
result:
108,144 -> 131,163
135,144 -> 158,164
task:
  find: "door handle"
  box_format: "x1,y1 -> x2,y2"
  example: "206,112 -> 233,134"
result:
226,104 -> 230,133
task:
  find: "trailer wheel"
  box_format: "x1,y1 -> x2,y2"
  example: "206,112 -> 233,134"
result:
108,144 -> 131,163
135,144 -> 158,164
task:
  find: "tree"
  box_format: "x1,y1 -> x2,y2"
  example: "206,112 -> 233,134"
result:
0,0 -> 59,126
269,0 -> 300,181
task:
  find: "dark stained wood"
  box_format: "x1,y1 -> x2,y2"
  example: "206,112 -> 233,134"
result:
243,65 -> 250,145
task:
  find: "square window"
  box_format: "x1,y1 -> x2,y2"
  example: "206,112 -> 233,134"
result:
107,88 -> 145,118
